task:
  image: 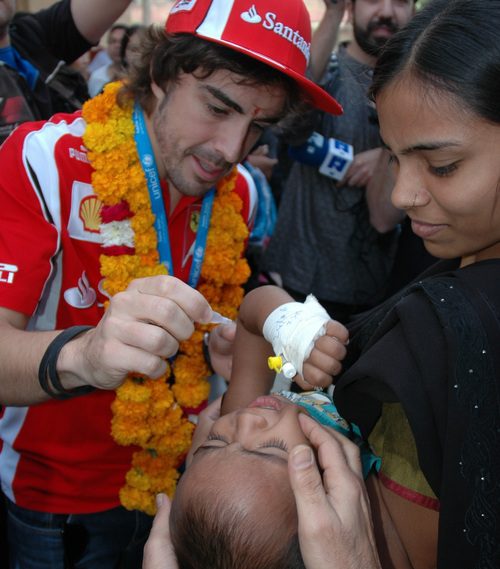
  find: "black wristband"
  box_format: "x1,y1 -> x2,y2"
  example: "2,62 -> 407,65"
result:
202,332 -> 214,374
38,326 -> 95,400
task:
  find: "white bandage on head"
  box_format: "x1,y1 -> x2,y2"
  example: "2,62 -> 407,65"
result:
263,295 -> 331,376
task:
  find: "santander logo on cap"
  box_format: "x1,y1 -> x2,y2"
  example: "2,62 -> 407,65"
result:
240,5 -> 261,24
240,5 -> 311,64
166,0 -> 343,115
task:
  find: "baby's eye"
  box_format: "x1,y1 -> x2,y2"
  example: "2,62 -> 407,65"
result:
259,437 -> 289,452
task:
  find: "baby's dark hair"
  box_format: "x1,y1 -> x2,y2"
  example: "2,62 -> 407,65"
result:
170,484 -> 305,569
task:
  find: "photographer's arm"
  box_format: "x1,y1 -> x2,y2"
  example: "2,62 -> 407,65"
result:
71,0 -> 133,44
309,0 -> 346,83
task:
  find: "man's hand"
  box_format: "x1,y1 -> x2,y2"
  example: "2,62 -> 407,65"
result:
341,148 -> 384,188
60,276 -> 212,391
288,414 -> 382,569
142,494 -> 179,569
207,322 -> 236,381
294,320 -> 349,391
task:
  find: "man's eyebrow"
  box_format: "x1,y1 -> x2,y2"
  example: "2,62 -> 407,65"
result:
194,444 -> 287,465
204,85 -> 285,125
204,85 -> 243,114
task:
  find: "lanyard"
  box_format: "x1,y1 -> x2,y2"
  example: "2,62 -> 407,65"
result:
132,103 -> 215,287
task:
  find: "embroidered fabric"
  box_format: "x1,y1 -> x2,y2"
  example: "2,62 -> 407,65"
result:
334,259 -> 500,568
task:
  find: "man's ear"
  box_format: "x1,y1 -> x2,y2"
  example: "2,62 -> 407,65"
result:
150,80 -> 164,101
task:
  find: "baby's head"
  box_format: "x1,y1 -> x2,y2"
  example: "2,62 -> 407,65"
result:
169,395 -> 309,569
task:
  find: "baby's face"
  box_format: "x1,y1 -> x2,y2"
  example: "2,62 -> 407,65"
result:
172,396 -> 307,552
191,394 -> 310,466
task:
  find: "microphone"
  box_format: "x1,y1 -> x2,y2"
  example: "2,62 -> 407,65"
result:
288,132 -> 353,181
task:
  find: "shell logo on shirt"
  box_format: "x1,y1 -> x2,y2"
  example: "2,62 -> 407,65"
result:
79,195 -> 102,234
68,182 -> 103,244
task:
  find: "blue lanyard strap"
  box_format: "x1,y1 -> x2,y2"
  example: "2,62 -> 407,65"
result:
132,102 -> 215,288
133,102 -> 173,273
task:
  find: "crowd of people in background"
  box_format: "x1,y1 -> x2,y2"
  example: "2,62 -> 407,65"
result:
0,0 -> 499,568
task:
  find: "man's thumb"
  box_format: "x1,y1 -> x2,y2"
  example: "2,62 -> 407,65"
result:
288,445 -> 326,510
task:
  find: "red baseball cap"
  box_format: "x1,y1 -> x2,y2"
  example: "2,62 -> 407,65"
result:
165,0 -> 343,115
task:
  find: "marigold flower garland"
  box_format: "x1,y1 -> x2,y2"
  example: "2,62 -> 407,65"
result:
82,82 -> 250,515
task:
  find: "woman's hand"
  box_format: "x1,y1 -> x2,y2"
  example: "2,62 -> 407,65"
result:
288,414 -> 382,569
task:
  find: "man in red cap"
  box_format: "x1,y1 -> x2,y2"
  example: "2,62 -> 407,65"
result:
0,0 -> 341,566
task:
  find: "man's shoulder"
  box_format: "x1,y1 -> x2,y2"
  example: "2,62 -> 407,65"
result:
1,112 -> 86,162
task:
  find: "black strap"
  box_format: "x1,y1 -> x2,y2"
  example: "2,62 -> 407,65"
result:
38,326 -> 95,400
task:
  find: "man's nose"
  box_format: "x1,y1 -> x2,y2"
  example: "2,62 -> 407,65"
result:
213,120 -> 251,165
378,0 -> 396,18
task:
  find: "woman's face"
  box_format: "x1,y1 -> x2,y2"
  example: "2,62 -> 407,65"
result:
125,31 -> 142,69
377,78 -> 500,264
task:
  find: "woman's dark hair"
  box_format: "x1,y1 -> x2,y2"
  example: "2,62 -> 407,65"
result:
119,26 -> 306,120
370,0 -> 500,124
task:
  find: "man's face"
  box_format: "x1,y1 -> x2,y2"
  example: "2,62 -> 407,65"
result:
107,27 -> 126,64
350,0 -> 415,57
0,0 -> 15,37
149,69 -> 286,199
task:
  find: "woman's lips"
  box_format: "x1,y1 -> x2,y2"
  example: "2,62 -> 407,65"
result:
248,395 -> 284,411
411,219 -> 447,239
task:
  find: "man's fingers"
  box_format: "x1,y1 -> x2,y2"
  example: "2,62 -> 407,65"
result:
127,276 -> 212,323
212,321 -> 236,341
288,444 -> 329,516
208,322 -> 236,356
298,414 -> 363,483
151,493 -> 171,538
142,494 -> 179,569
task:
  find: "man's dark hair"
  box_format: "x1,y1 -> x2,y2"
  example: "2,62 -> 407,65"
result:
169,486 -> 305,569
119,27 -> 307,121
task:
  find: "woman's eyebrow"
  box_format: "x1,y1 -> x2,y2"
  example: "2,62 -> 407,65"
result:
382,139 -> 462,155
